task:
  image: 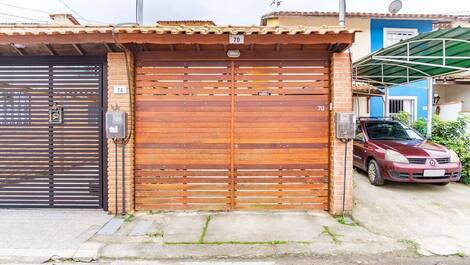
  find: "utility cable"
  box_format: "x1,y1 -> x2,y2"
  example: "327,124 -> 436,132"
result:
0,14 -> 19,23
57,0 -> 89,22
57,0 -> 106,24
0,11 -> 50,23
0,2 -> 51,14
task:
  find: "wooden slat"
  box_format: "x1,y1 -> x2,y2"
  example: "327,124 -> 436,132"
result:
134,58 -> 330,211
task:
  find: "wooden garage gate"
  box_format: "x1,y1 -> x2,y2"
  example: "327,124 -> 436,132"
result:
135,52 -> 330,211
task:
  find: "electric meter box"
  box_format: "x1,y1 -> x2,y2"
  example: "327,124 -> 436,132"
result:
335,112 -> 356,140
106,111 -> 127,139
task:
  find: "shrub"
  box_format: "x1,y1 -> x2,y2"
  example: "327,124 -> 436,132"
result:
412,118 -> 427,136
394,111 -> 411,126
430,115 -> 470,185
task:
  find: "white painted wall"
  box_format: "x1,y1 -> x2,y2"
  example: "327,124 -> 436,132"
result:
435,84 -> 470,112
353,96 -> 370,118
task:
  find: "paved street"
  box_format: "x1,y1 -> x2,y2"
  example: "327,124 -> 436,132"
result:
353,170 -> 470,256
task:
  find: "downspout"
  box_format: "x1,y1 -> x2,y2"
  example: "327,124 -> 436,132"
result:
427,77 -> 433,138
384,87 -> 389,117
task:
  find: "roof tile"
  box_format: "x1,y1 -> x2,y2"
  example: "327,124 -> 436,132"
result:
0,25 -> 358,36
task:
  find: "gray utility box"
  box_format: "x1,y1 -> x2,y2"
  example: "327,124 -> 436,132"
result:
335,112 -> 356,140
105,111 -> 127,139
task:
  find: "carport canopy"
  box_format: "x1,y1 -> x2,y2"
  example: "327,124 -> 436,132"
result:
353,27 -> 470,87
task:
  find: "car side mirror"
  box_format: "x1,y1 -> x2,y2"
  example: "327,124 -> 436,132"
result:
354,137 -> 365,144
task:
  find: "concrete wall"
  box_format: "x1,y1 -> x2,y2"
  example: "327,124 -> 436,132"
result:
273,16 -> 370,61
435,84 -> 470,112
369,19 -> 433,120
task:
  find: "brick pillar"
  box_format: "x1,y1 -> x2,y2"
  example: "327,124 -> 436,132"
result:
329,52 -> 353,215
107,52 -> 135,214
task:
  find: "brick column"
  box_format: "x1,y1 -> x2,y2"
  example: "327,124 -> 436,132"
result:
329,52 -> 353,215
107,52 -> 135,214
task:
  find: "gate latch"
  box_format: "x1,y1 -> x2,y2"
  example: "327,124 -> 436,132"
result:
48,102 -> 63,125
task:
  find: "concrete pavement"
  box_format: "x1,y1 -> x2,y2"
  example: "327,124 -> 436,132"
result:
49,255 -> 470,265
353,170 -> 470,256
91,211 -> 406,260
2,172 -> 470,263
0,209 -> 111,263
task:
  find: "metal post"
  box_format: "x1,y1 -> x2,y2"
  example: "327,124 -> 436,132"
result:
339,0 -> 346,27
136,0 -> 143,25
427,77 -> 433,138
122,143 -> 126,216
384,87 -> 389,117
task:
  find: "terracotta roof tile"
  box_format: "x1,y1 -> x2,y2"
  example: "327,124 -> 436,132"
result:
261,11 -> 469,25
157,20 -> 216,26
0,25 -> 359,36
353,82 -> 384,96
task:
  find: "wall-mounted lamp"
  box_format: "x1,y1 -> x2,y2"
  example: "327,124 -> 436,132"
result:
227,49 -> 240,58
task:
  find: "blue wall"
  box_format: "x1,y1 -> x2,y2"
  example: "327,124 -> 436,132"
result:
369,19 -> 433,119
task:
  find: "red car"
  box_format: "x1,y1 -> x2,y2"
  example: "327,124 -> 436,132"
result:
353,118 -> 461,186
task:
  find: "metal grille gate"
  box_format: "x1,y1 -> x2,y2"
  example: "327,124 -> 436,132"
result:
0,58 -> 105,208
135,55 -> 330,211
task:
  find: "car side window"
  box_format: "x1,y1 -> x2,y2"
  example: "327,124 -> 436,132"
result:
355,124 -> 364,142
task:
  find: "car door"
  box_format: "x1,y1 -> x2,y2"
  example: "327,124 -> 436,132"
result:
353,124 -> 366,169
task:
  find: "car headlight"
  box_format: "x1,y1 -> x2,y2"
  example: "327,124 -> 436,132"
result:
385,150 -> 409,164
450,150 -> 460,163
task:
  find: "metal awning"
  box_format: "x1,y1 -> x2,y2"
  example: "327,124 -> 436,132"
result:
353,27 -> 470,87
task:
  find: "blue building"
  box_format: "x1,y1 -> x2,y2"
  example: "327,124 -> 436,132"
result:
369,18 -> 433,121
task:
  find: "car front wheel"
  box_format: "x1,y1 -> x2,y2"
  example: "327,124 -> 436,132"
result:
368,159 -> 384,186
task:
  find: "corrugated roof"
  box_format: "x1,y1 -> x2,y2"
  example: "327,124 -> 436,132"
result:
353,27 -> 470,87
0,25 -> 357,36
261,11 -> 469,25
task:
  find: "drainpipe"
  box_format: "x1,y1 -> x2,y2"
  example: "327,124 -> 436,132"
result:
384,87 -> 389,117
427,77 -> 433,138
339,0 -> 346,26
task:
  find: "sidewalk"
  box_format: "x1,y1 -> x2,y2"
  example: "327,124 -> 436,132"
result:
0,209 -> 111,264
86,211 -> 407,261
1,208 -> 469,264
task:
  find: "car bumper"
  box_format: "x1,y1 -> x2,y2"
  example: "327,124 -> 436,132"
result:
380,160 -> 462,183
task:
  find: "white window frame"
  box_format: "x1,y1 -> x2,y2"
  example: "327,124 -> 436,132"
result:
383,27 -> 419,48
388,96 -> 418,121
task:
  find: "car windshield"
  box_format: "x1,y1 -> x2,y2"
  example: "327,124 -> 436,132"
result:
365,122 -> 424,141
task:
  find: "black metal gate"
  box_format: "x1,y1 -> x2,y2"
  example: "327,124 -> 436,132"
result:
0,57 -> 105,208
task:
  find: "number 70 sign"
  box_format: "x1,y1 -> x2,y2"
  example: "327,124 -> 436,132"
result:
229,34 -> 244,44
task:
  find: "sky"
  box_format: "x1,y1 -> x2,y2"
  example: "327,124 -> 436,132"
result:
0,0 -> 469,25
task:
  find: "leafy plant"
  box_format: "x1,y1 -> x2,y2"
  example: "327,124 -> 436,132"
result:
394,111 -> 412,126
429,115 -> 470,185
412,118 -> 428,136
